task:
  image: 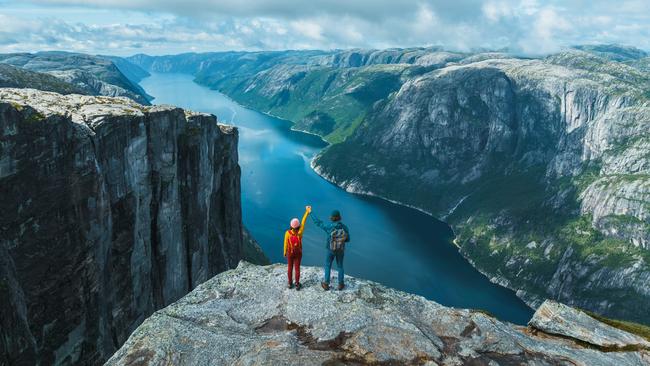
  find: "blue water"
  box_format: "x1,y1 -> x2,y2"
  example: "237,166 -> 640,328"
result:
140,72 -> 534,324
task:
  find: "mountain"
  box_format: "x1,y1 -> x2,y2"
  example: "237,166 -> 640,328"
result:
313,50 -> 650,324
0,88 -> 249,365
103,55 -> 151,83
0,51 -> 152,104
573,44 -> 648,62
127,48 -> 464,143
127,46 -> 650,325
107,262 -> 650,365
0,63 -> 86,94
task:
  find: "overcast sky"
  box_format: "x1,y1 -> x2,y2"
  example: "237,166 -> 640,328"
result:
0,0 -> 648,56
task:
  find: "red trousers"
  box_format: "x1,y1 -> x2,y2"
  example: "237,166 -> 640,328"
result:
287,251 -> 302,284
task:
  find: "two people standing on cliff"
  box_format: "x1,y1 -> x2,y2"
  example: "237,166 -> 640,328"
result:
284,206 -> 350,291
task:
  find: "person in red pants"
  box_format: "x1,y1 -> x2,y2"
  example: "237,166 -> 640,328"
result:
284,205 -> 311,290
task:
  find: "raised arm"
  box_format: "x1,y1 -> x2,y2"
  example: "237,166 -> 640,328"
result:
311,214 -> 330,233
298,206 -> 311,236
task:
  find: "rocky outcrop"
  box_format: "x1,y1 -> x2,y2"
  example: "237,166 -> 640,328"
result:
0,88 -> 243,365
0,52 -> 152,104
529,300 -> 650,350
107,262 -> 650,366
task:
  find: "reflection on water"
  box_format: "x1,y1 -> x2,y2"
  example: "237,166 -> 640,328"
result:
140,72 -> 534,324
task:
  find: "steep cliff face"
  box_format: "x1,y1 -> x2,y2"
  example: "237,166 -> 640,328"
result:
313,51 -> 650,323
305,47 -> 465,68
107,262 -> 650,366
103,56 -> 151,84
0,89 -> 243,365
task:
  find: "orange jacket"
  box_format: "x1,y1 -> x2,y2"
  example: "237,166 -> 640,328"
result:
284,209 -> 310,256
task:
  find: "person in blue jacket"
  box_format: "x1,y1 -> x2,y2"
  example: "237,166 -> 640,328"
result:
312,209 -> 350,291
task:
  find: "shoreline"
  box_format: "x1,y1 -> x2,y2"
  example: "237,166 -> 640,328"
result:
159,73 -> 535,312
190,76 -> 332,146
309,156 -> 537,311
309,154 -> 447,223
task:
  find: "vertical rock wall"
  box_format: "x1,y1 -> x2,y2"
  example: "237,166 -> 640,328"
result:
0,89 -> 243,365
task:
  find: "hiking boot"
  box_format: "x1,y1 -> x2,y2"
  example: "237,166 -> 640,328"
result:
288,282 -> 294,289
338,283 -> 345,291
321,282 -> 330,291
295,282 -> 302,291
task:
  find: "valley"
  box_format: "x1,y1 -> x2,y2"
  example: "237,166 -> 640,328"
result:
2,44 -> 649,365
128,45 -> 650,325
138,72 -> 534,324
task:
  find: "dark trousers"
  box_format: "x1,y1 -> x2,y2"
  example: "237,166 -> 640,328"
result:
323,250 -> 344,285
287,251 -> 302,284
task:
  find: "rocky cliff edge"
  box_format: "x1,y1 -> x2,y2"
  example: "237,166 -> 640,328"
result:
107,262 -> 650,366
0,88 -> 243,365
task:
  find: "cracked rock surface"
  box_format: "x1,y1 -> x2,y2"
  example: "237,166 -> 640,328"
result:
107,262 -> 650,366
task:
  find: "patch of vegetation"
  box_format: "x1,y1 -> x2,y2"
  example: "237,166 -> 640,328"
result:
326,115 -> 365,144
9,102 -> 23,111
469,308 -> 496,319
604,134 -> 649,157
23,110 -> 46,124
601,214 -> 649,227
572,163 -> 603,193
559,216 -> 642,267
643,89 -> 650,100
199,63 -> 410,143
584,310 -> 650,342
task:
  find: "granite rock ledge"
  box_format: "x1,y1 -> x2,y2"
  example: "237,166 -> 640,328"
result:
107,262 -> 650,366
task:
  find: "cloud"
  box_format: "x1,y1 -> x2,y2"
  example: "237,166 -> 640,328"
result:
0,0 -> 648,55
516,6 -> 573,54
290,20 -> 325,41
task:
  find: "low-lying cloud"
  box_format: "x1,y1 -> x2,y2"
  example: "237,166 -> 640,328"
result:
0,0 -> 648,55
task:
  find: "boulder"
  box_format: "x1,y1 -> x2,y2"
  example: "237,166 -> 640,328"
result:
529,300 -> 650,350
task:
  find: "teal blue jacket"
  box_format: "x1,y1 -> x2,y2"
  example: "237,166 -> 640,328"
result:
311,215 -> 350,250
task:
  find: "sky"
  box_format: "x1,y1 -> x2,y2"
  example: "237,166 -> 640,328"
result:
0,0 -> 648,56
